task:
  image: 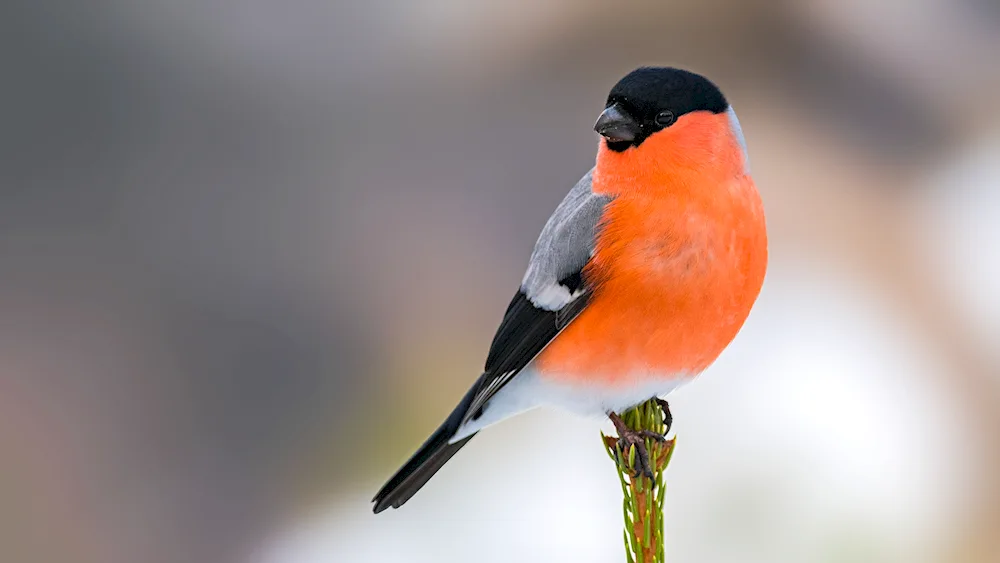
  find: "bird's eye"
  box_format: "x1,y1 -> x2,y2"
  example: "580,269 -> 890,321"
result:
655,110 -> 675,127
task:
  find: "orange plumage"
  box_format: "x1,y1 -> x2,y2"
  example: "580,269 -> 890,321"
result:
536,112 -> 767,382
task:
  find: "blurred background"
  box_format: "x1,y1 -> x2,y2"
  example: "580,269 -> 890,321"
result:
2,1 -> 998,562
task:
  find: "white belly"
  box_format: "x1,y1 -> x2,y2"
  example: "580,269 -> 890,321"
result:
450,365 -> 692,442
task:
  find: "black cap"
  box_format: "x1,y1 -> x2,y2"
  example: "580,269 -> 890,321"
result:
598,67 -> 728,151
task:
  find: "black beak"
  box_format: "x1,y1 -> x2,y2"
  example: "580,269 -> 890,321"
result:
594,102 -> 640,143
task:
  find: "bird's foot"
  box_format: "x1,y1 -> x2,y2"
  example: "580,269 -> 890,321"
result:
654,398 -> 673,435
609,412 -> 666,479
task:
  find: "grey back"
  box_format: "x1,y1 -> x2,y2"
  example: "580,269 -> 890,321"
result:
520,169 -> 611,311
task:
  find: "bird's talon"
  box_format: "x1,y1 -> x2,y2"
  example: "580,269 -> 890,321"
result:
655,398 -> 673,434
609,412 -> 660,479
639,429 -> 667,442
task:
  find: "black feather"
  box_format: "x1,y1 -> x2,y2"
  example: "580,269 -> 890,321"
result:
602,67 -> 728,152
372,274 -> 590,512
371,382 -> 480,513
484,285 -> 589,375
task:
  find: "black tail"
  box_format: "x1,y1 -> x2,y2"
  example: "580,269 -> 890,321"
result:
372,380 -> 481,513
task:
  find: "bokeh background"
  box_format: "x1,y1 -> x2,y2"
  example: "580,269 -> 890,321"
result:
3,1 -> 999,562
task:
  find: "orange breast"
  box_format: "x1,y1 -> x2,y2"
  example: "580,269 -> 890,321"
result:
536,112 -> 768,384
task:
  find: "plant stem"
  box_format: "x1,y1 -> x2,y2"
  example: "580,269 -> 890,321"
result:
602,399 -> 676,563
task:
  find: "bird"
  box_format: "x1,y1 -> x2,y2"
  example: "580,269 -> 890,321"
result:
372,66 -> 768,513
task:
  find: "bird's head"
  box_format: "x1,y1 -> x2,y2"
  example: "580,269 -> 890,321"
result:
593,67 -> 746,194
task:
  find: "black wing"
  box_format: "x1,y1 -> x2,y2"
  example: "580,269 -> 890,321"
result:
462,271 -> 590,424
371,271 -> 591,513
373,169 -> 606,512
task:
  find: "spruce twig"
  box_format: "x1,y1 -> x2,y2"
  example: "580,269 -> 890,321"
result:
602,399 -> 676,563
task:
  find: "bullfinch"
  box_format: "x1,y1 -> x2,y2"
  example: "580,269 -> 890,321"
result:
373,67 -> 767,513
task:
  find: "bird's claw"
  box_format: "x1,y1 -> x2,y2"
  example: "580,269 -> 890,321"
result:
638,429 -> 667,442
609,412 -> 664,479
655,398 -> 673,434
618,434 -> 655,479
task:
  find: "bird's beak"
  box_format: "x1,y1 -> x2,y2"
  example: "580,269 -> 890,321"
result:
594,102 -> 640,143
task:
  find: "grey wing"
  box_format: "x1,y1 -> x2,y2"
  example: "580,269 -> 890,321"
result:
460,169 -> 611,424
520,168 -> 610,310
371,169 -> 610,512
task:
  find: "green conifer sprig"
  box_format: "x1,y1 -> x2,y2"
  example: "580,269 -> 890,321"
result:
602,399 -> 676,563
